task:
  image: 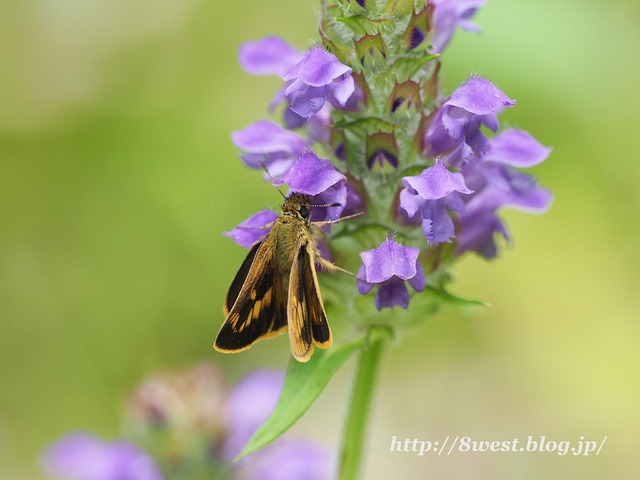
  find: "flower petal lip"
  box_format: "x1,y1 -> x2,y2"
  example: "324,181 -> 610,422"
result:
231,121 -> 306,155
402,164 -> 473,200
357,264 -> 375,295
223,210 -> 278,248
408,262 -> 426,292
420,197 -> 457,244
445,77 -> 516,115
399,186 -> 424,218
239,36 -> 304,77
283,48 -> 352,87
330,75 -> 356,106
276,152 -> 346,196
288,85 -> 331,118
483,130 -> 553,167
359,237 -> 420,283
375,277 -> 411,310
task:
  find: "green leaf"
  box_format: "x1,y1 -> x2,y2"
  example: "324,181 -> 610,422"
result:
236,337 -> 366,460
335,16 -> 393,38
425,284 -> 490,308
390,53 -> 439,82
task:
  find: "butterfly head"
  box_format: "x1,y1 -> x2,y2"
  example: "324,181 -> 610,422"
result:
282,193 -> 311,220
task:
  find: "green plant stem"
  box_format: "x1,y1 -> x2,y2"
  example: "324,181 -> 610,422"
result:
338,326 -> 392,480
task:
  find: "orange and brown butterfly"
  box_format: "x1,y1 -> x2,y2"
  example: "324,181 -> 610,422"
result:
214,193 -> 350,362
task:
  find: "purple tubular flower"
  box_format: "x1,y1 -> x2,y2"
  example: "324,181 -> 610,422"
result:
222,370 -> 284,461
342,181 -> 365,218
223,210 -> 279,248
357,237 -> 425,311
40,433 -> 164,480
482,129 -> 553,167
402,163 -> 472,205
399,163 -> 473,244
239,36 -> 304,77
420,193 -> 466,244
231,121 -> 308,178
455,127 -> 553,258
431,0 -> 487,53
238,37 -> 354,125
457,179 -> 553,258
283,48 -> 355,120
275,152 -> 347,223
241,439 -> 333,480
424,77 -> 515,160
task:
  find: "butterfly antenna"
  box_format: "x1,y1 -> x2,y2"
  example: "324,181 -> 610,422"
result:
259,160 -> 286,199
310,202 -> 341,208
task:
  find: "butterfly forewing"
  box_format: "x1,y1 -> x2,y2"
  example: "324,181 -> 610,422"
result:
224,241 -> 261,316
215,239 -> 288,353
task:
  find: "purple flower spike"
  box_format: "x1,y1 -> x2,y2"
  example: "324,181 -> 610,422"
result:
483,130 -> 553,167
276,152 -> 347,223
431,0 -> 487,53
222,370 -> 284,461
223,210 -> 279,248
232,121 -> 308,178
357,237 -> 425,311
239,36 -> 304,77
284,48 -> 355,119
41,433 -> 164,480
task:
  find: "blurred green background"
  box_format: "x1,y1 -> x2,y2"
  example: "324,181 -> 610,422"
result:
1,0 -> 639,478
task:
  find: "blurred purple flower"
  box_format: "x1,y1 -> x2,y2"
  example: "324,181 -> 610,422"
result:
239,36 -> 305,77
431,0 -> 487,53
481,129 -> 553,167
223,210 -> 279,248
357,237 -> 425,310
275,152 -> 347,223
222,369 -> 284,461
424,77 -> 515,161
232,121 -> 308,178
41,433 -> 163,480
453,127 -> 553,258
457,177 -> 553,258
241,439 -> 333,480
223,369 -> 335,480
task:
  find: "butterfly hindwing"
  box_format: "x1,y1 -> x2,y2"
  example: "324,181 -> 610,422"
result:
224,241 -> 261,316
215,238 -> 288,353
303,245 -> 332,348
287,240 -> 332,362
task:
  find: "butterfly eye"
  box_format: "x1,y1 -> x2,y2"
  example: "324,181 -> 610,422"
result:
298,205 -> 309,219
